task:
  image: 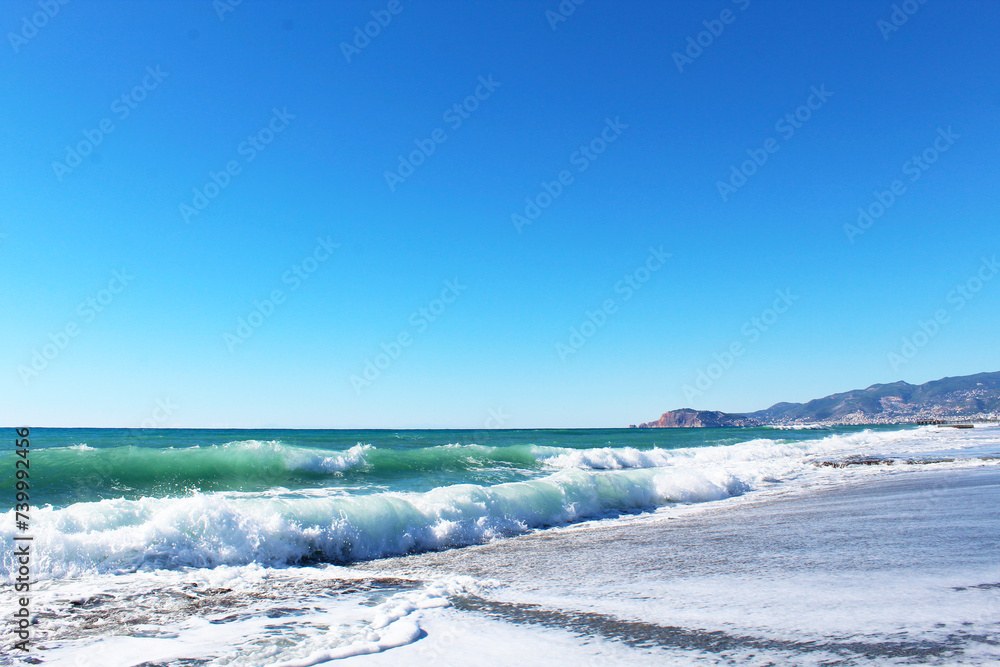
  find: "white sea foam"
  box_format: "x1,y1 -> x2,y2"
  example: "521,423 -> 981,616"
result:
532,425 -> 990,471
309,443 -> 372,472
18,568 -> 480,667
0,461 -> 758,579
270,578 -> 472,666
533,445 -> 677,469
215,440 -> 372,473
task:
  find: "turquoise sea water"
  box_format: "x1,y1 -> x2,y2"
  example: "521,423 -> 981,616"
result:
7,426 -> 888,508
2,424 -> 946,577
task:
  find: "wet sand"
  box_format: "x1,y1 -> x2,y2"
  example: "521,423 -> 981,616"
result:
353,463 -> 1000,665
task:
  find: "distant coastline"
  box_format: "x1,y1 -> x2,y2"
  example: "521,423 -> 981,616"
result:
632,371 -> 1000,428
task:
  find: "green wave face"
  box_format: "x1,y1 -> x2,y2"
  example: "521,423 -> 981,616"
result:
6,440 -> 545,505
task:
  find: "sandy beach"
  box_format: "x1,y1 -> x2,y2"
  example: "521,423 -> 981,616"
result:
351,462 -> 1000,665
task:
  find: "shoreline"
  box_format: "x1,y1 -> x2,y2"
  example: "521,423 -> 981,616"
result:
352,461 -> 1000,665
7,432 -> 998,666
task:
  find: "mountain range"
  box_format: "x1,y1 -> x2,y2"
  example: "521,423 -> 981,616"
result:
633,371 -> 1000,428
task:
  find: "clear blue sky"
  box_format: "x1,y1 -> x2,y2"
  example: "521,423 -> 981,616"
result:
2,0 -> 998,428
